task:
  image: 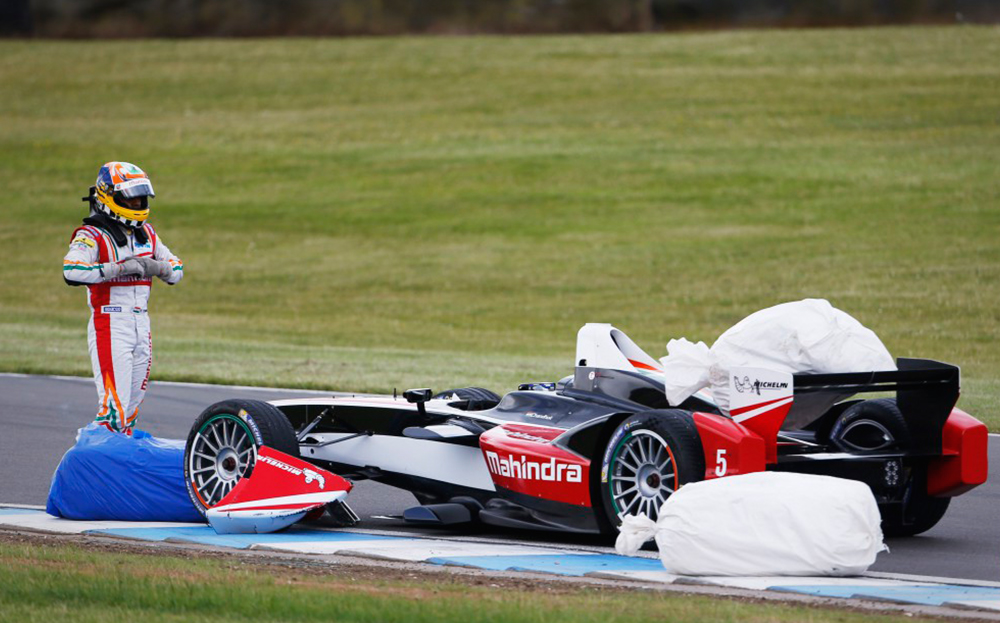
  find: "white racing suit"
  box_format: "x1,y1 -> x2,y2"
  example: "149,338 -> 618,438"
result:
63,220 -> 183,434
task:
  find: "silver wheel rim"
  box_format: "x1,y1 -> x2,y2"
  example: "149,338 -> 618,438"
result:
609,429 -> 676,522
188,415 -> 256,507
839,419 -> 894,451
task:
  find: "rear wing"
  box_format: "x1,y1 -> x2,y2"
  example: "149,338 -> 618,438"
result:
731,358 -> 959,462
793,357 -> 960,455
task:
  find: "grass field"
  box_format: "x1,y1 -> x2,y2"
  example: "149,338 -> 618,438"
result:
0,535 -> 944,623
0,27 -> 997,426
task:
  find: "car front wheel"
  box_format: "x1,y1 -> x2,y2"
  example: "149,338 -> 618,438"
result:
597,410 -> 705,530
183,399 -> 299,517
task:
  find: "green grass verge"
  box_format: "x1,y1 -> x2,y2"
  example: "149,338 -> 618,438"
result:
0,538 -> 937,623
0,27 -> 997,426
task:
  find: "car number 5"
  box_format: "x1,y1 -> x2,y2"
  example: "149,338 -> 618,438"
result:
715,449 -> 728,477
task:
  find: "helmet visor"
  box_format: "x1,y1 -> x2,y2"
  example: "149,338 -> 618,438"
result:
114,178 -> 155,199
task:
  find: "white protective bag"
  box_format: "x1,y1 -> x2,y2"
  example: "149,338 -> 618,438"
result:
616,472 -> 887,576
660,299 -> 896,427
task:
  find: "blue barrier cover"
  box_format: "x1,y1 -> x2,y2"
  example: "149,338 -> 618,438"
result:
46,424 -> 203,522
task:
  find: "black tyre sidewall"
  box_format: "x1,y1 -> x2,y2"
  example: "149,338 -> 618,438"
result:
829,398 -> 910,452
183,399 -> 299,516
597,410 -> 705,531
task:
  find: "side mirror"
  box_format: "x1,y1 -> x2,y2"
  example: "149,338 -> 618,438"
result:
403,388 -> 433,404
403,388 -> 433,417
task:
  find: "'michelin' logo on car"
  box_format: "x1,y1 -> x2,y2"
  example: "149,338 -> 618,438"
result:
485,451 -> 582,483
259,455 -> 326,489
733,376 -> 789,395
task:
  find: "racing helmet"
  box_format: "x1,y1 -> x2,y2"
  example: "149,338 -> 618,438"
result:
93,161 -> 155,227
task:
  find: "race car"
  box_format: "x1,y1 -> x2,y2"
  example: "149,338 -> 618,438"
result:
183,323 -> 988,537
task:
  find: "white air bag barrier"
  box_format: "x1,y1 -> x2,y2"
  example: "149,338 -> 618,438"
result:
660,299 -> 895,417
616,472 -> 886,576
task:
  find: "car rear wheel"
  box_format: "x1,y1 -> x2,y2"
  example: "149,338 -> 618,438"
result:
184,399 -> 299,517
598,410 -> 704,530
829,398 -> 909,452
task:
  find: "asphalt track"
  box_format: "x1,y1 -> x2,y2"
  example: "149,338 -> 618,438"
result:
2,373 -> 997,582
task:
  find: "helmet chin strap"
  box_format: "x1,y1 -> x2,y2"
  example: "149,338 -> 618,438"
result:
83,209 -> 149,247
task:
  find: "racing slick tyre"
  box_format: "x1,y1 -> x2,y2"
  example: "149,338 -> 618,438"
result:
598,410 -> 705,530
184,399 -> 299,517
829,398 -> 909,453
432,387 -> 501,411
882,466 -> 951,537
